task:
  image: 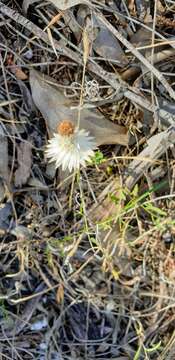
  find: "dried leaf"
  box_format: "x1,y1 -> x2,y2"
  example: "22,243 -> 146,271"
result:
128,0 -> 136,14
22,0 -> 40,13
18,80 -> 36,115
14,67 -> 28,80
0,202 -> 12,232
15,141 -> 32,187
93,19 -> 128,65
11,225 -> 33,241
63,10 -> 81,41
126,126 -> 175,190
56,284 -> 64,304
130,27 -> 152,47
49,0 -> 90,10
30,317 -> 48,331
30,70 -> 128,146
28,177 -> 48,189
77,6 -> 128,66
23,0 -> 90,13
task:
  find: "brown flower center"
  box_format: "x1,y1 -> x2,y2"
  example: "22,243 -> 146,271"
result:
57,120 -> 75,136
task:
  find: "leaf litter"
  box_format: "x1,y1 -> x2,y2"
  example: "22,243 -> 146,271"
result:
14,141 -> 32,187
0,0 -> 175,359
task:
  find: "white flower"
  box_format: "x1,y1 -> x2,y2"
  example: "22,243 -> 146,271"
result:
45,120 -> 96,172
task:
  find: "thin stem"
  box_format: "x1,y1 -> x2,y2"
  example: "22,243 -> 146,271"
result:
77,60 -> 86,129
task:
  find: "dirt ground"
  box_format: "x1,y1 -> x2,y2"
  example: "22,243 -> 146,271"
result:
1,1 -> 175,359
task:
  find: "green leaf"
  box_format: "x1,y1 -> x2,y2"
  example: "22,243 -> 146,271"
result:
90,150 -> 104,165
143,203 -> 167,216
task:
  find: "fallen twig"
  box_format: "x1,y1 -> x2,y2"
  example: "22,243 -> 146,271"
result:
0,2 -> 175,127
96,11 -> 175,102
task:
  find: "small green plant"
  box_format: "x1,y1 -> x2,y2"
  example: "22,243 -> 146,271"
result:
45,235 -> 74,263
89,150 -> 105,165
95,180 -> 170,248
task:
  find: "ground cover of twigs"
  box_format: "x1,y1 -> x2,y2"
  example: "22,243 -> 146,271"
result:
1,0 -> 175,359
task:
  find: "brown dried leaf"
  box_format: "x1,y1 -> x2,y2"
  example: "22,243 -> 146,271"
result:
130,26 -> 152,47
30,70 -> 128,146
15,142 -> 32,187
56,284 -> 64,304
14,67 -> 28,80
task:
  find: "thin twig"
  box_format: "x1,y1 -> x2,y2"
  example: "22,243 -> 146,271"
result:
1,2 -> 175,126
96,10 -> 175,101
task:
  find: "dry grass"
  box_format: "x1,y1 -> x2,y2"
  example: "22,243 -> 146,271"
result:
0,1 -> 175,359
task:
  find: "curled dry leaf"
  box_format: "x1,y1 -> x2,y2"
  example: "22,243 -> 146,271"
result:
30,70 -> 128,146
15,141 -> 32,187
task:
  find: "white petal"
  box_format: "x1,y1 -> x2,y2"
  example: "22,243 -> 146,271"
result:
45,129 -> 96,172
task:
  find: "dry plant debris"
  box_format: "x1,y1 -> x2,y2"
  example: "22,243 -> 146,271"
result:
0,0 -> 175,359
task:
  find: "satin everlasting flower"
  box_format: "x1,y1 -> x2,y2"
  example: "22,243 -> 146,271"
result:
45,120 -> 96,172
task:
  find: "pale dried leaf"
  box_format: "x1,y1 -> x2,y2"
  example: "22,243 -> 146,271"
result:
28,177 -> 48,189
23,0 -> 90,13
126,126 -> 175,190
49,0 -> 91,10
22,0 -> 40,13
30,317 -> 48,331
15,142 -> 32,187
11,225 -> 33,241
30,70 -> 128,146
